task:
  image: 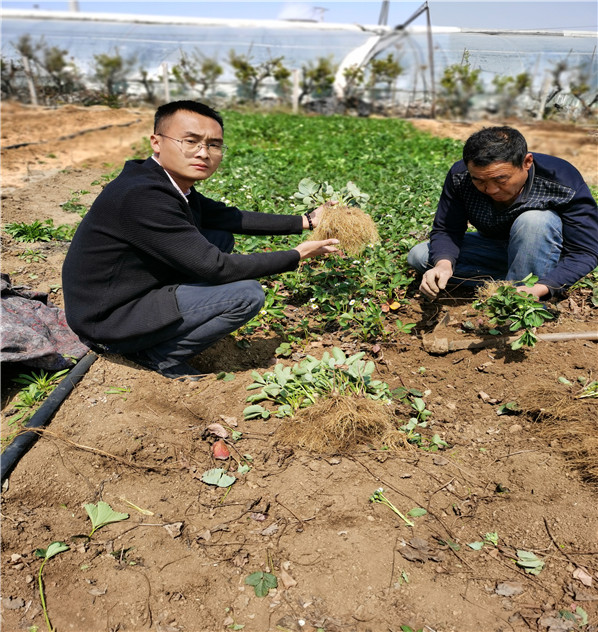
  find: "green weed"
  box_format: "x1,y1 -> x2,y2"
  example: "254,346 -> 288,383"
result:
60,190 -> 89,216
18,249 -> 47,263
4,219 -> 76,243
7,369 -> 70,428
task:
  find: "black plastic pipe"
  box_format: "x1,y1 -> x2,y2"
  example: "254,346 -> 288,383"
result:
1,352 -> 97,484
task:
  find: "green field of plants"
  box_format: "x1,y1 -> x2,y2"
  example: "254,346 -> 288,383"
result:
6,109 -> 597,352
199,111 -> 463,342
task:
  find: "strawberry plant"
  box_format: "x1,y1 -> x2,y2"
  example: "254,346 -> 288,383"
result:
292,177 -> 369,211
35,541 -> 69,632
369,488 -> 414,527
244,347 -> 391,419
472,275 -> 555,349
84,501 -> 129,538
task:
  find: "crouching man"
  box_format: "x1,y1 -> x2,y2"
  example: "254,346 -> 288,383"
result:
62,100 -> 338,380
407,126 -> 598,300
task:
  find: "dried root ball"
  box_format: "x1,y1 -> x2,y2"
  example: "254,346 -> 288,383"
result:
276,395 -> 407,453
313,204 -> 380,256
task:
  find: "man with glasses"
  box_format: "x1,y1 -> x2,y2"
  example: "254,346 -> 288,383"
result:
62,100 -> 339,381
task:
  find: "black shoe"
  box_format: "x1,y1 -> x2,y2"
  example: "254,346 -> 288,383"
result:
159,362 -> 206,382
80,338 -> 111,355
123,351 -> 205,382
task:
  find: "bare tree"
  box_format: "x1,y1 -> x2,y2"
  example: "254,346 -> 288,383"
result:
229,50 -> 290,102
93,49 -> 136,103
171,50 -> 223,98
438,50 -> 483,118
299,56 -> 337,104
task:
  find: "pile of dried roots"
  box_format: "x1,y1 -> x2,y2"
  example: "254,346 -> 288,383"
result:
313,204 -> 380,256
276,395 -> 406,453
518,385 -> 598,482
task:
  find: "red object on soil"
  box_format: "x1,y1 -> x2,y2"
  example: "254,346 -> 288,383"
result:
212,439 -> 230,460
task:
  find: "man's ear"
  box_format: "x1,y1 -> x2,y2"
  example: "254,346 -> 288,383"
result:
522,153 -> 534,171
150,134 -> 161,155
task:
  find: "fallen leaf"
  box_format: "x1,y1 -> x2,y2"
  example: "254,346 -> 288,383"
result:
197,529 -> 211,542
495,581 -> 524,596
205,423 -> 228,438
250,512 -> 267,522
410,537 -> 430,551
261,523 -> 279,536
219,415 -> 238,427
2,597 -> 25,610
399,547 -> 427,563
232,551 -> 249,567
467,541 -> 484,551
201,468 -> 236,487
538,613 -> 576,631
574,588 -> 598,601
567,297 -> 580,314
486,548 -> 500,560
280,568 -> 297,589
88,587 -> 107,597
156,624 -> 182,632
573,567 -> 593,587
212,439 -> 231,460
399,538 -> 430,563
163,522 -> 183,538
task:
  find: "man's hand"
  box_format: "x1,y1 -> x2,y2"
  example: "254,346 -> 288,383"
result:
294,239 -> 340,260
302,202 -> 333,230
516,283 -> 550,300
420,260 -> 454,299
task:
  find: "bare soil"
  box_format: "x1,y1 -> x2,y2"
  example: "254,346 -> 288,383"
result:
1,102 -> 597,632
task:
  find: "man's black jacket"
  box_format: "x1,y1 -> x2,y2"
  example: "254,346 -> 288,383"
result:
62,158 -> 303,343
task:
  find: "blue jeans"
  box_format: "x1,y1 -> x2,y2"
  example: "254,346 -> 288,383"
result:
103,229 -> 265,371
407,210 -> 563,286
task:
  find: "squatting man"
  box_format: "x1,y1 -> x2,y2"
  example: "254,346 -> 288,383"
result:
62,100 -> 339,381
407,126 -> 598,301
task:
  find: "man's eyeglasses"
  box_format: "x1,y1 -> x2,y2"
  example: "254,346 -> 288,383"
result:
156,133 -> 228,157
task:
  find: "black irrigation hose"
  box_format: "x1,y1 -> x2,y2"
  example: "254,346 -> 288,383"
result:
1,352 -> 98,484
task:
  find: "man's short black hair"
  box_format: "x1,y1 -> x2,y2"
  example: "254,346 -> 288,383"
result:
154,100 -> 224,133
463,126 -> 528,168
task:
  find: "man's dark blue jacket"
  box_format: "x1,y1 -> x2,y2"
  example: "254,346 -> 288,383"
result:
429,153 -> 598,293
